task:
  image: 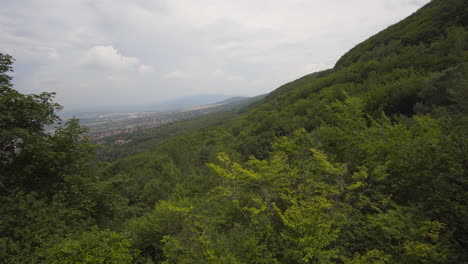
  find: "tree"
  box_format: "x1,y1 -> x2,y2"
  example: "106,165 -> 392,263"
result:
0,53 -> 63,193
0,53 -> 130,263
43,227 -> 138,264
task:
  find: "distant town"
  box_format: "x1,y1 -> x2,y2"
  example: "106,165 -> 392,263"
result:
79,104 -> 228,145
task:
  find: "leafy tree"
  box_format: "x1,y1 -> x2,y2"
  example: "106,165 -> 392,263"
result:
42,227 -> 138,264
0,53 -> 63,193
0,53 -> 130,263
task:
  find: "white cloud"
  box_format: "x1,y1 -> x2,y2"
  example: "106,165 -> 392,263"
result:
29,47 -> 60,60
304,63 -> 330,73
46,48 -> 59,59
81,45 -> 149,72
212,68 -> 243,81
409,0 -> 429,6
138,64 -> 154,73
162,70 -> 185,80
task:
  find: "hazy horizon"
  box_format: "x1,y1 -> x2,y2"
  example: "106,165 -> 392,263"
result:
1,0 -> 429,110
60,93 -> 246,114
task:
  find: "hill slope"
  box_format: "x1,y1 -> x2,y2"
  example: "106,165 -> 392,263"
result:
107,0 -> 468,262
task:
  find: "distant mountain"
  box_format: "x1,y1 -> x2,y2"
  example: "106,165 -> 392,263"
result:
61,94 -> 243,118
193,94 -> 267,113
148,94 -> 240,111
215,96 -> 249,105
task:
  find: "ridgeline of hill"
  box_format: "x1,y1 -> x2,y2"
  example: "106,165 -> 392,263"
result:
1,0 -> 467,263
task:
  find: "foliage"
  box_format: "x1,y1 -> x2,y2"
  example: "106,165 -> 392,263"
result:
42,227 -> 138,264
0,53 -> 129,263
2,0 -> 468,262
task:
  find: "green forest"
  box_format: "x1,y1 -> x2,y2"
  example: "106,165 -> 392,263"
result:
1,0 -> 467,263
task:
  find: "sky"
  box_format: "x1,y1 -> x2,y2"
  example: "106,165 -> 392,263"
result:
1,0 -> 430,111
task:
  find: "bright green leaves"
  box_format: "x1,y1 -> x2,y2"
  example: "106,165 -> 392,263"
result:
130,146 -> 344,263
361,206 -> 451,264
208,152 -> 262,182
345,249 -> 391,264
43,227 -> 138,264
310,148 -> 346,179
347,166 -> 368,191
206,148 -> 342,263
277,196 -> 338,264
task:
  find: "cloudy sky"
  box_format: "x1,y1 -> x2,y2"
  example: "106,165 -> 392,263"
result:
1,0 -> 429,110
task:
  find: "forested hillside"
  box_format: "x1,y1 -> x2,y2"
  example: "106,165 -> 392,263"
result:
1,0 -> 467,263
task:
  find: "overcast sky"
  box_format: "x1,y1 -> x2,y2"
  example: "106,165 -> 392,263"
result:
1,0 -> 430,110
